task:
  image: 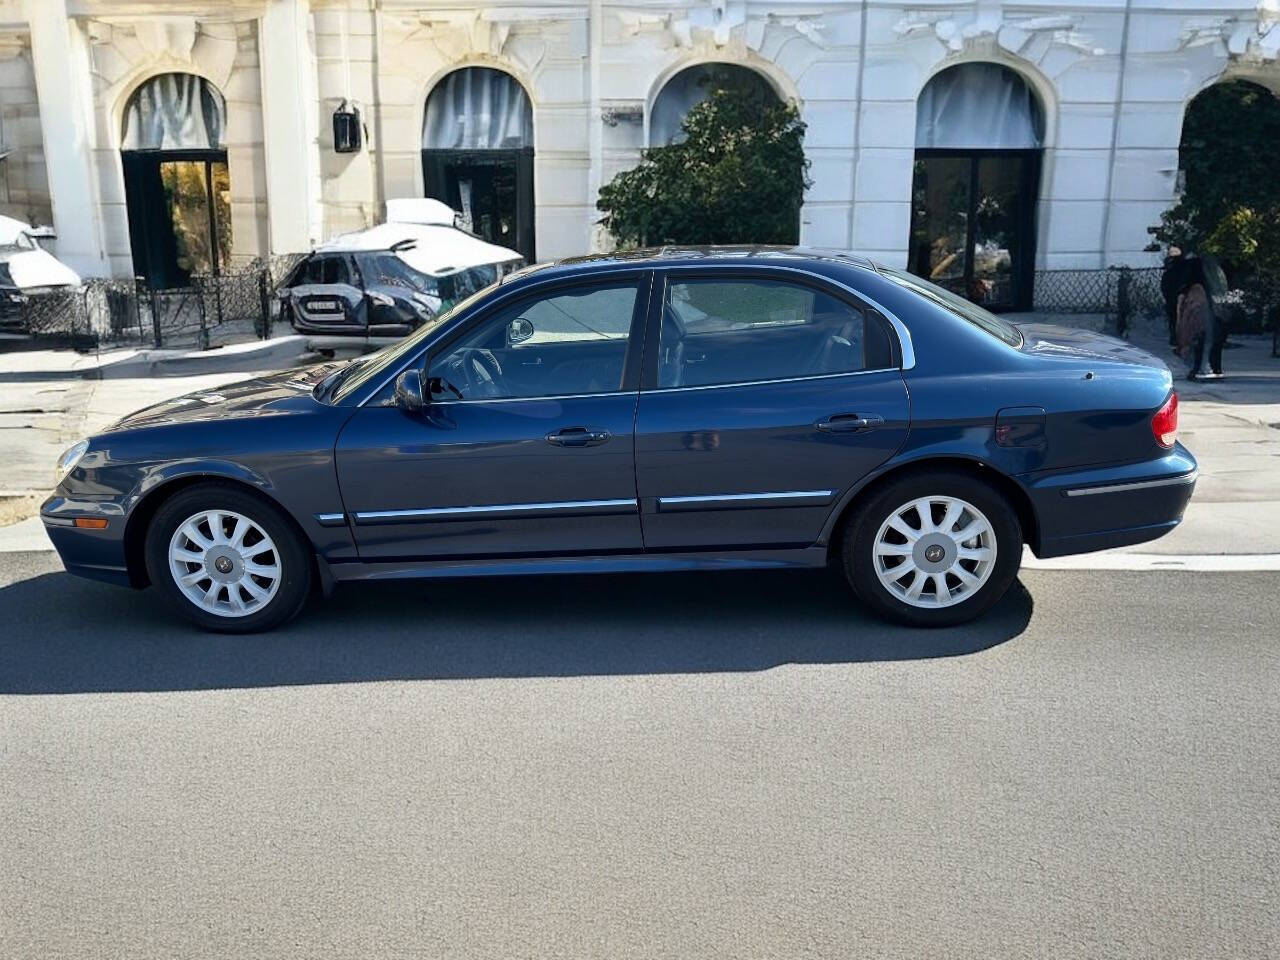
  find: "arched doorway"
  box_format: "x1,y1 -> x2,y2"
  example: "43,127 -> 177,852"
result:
1173,80 -> 1280,274
649,63 -> 780,146
423,67 -> 535,261
908,63 -> 1044,311
121,73 -> 231,289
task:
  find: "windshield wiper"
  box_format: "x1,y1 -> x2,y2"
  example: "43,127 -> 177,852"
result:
313,357 -> 368,402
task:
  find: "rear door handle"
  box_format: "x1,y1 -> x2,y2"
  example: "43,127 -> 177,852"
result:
546,426 -> 611,447
816,414 -> 884,433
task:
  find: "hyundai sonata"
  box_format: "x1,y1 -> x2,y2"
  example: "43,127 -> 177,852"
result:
44,248 -> 1195,631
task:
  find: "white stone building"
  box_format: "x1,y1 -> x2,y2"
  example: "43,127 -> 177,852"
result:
1,0 -> 1278,309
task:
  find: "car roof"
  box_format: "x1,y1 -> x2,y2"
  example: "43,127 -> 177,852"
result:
500,246 -> 880,285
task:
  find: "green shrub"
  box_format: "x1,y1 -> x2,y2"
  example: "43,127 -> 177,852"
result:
1155,81 -> 1280,334
596,76 -> 810,247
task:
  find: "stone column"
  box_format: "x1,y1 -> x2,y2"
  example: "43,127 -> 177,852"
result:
23,0 -> 109,277
259,0 -> 320,254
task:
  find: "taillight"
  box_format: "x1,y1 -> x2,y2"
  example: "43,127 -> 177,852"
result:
1152,392 -> 1178,448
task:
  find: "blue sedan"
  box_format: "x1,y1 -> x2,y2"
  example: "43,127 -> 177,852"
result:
43,248 -> 1195,632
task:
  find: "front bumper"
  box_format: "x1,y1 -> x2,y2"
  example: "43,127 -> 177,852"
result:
1021,444 -> 1198,558
41,495 -> 132,587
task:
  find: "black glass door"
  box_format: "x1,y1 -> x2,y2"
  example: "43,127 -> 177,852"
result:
422,147 -> 535,262
910,150 -> 1040,311
122,150 -> 231,289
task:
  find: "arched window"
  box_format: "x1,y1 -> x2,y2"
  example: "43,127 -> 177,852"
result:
649,63 -> 779,146
422,67 -> 534,260
909,63 -> 1044,311
120,73 -> 231,288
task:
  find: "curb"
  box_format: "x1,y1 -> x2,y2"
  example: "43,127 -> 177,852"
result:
0,336 -> 317,382
92,336 -> 316,379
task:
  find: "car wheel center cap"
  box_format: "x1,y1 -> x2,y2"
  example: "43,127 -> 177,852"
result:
913,534 -> 957,573
205,549 -> 242,582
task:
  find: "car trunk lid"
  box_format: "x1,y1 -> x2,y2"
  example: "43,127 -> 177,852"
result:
1014,323 -> 1168,370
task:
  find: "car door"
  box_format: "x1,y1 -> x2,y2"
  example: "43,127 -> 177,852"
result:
285,253 -> 369,331
334,274 -> 651,560
634,269 -> 911,550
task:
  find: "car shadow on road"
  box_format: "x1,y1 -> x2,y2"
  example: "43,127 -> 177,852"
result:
0,567 -> 1033,694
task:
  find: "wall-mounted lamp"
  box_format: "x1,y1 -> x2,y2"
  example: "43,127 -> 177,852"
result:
333,100 -> 362,154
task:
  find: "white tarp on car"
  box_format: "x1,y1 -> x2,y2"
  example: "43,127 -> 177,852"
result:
0,216 -> 80,290
316,203 -> 522,277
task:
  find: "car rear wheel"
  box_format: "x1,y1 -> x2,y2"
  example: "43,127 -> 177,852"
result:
144,483 -> 312,633
842,470 -> 1022,627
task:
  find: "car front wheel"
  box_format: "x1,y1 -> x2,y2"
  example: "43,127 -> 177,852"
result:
144,483 -> 312,633
843,470 -> 1022,627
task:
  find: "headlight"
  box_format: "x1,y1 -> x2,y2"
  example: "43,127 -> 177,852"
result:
54,439 -> 89,487
367,291 -> 395,307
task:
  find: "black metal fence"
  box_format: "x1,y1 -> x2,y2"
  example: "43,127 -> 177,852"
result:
0,259 -> 1194,352
5,254 -> 306,352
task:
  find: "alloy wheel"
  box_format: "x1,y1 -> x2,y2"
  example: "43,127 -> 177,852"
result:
167,509 -> 282,618
872,495 -> 997,609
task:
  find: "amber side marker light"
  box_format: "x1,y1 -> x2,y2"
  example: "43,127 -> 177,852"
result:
74,517 -> 109,530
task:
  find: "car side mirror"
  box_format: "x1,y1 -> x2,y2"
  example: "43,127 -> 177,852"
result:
393,370 -> 425,413
509,317 -> 534,344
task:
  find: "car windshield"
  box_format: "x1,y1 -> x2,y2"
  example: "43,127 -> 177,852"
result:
319,281 -> 499,404
877,266 -> 1023,348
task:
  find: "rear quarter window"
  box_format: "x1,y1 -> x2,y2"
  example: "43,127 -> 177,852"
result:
879,266 -> 1023,348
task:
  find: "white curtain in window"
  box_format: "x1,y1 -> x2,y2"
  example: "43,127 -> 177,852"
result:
121,73 -> 226,151
422,68 -> 533,150
649,63 -> 778,146
915,63 -> 1044,150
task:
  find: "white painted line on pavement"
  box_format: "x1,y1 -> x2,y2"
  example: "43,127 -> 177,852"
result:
1022,547 -> 1280,571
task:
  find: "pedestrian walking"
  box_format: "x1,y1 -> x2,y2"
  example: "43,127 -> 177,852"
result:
1175,257 -> 1225,380
1160,244 -> 1185,346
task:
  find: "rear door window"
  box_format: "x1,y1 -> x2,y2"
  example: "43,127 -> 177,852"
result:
656,277 -> 894,389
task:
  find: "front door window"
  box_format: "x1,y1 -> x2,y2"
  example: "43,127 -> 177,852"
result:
427,283 -> 640,400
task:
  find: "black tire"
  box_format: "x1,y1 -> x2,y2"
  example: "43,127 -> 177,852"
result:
144,482 -> 313,633
842,469 -> 1022,628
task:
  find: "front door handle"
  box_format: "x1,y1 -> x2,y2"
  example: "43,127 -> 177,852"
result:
816,413 -> 884,433
546,426 -> 611,447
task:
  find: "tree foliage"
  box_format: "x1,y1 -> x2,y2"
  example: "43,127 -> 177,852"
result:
1155,80 -> 1280,330
596,76 -> 809,247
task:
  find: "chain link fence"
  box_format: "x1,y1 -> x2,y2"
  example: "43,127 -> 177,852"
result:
1032,267 -> 1163,317
2,254 -> 307,352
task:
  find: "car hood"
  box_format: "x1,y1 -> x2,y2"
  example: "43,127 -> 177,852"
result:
104,365 -> 335,433
1015,323 -> 1168,369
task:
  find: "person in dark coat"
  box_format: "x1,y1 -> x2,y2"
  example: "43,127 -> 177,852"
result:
1175,257 -> 1224,380
1160,245 -> 1185,346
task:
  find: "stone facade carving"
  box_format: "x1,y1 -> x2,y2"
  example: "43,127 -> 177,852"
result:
896,10 -> 1103,58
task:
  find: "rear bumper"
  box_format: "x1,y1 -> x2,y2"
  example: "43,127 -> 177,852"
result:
290,320 -> 412,338
289,318 -> 369,336
1021,444 -> 1197,559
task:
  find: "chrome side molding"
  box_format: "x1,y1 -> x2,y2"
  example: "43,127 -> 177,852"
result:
352,498 -> 638,524
657,490 -> 835,511
1064,472 -> 1197,498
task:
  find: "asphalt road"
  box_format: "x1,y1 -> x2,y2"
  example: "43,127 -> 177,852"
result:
1,551 -> 1277,959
